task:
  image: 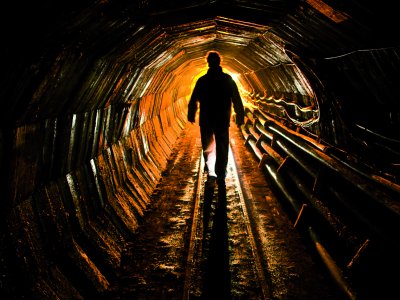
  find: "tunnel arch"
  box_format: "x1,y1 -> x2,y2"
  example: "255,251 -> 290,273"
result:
1,0 -> 400,299
4,11 -> 322,205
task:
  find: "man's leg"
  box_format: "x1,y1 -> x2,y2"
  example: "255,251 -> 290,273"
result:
215,126 -> 230,181
200,126 -> 217,178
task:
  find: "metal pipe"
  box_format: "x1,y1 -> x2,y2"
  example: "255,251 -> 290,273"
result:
258,156 -> 357,300
273,131 -> 400,250
267,123 -> 400,217
308,227 -> 357,300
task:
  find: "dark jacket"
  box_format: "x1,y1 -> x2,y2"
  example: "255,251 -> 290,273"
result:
188,66 -> 245,128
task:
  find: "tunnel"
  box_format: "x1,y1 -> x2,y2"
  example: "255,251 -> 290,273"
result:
1,0 -> 400,299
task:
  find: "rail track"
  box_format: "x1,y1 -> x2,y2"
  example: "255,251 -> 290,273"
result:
183,147 -> 270,299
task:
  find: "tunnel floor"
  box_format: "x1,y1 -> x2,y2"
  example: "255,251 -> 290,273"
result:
103,124 -> 343,300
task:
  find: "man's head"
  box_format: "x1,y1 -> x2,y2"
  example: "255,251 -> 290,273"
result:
207,51 -> 221,68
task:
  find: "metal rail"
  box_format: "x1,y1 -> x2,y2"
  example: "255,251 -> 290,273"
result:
183,155 -> 204,300
229,146 -> 270,299
183,148 -> 271,299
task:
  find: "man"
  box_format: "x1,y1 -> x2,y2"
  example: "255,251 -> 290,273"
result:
188,51 -> 245,187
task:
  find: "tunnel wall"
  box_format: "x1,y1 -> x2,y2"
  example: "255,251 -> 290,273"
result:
242,63 -> 317,124
0,11 -> 204,296
240,46 -> 400,180
317,47 -> 400,173
5,86 -> 187,298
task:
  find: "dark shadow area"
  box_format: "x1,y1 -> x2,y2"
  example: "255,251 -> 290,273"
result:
202,183 -> 230,299
202,183 -> 214,238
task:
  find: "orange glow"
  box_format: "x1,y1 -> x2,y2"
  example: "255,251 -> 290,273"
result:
190,67 -> 208,91
223,65 -> 253,110
306,0 -> 349,23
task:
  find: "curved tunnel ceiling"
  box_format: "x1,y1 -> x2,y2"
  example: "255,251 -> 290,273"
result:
2,3 -> 398,102
1,1 -> 399,183
0,0 -> 399,191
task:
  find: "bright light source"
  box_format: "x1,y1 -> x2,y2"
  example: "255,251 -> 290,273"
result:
230,73 -> 240,82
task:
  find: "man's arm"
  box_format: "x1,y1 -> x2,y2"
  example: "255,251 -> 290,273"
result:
231,79 -> 245,125
187,82 -> 199,123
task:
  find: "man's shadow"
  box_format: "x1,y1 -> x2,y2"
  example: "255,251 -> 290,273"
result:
202,182 -> 231,299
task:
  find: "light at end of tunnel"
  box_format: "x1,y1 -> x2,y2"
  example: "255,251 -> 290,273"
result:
226,71 -> 255,111
188,66 -> 208,95
230,73 -> 240,83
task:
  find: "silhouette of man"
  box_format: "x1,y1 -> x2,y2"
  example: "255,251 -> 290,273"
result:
188,51 -> 245,187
